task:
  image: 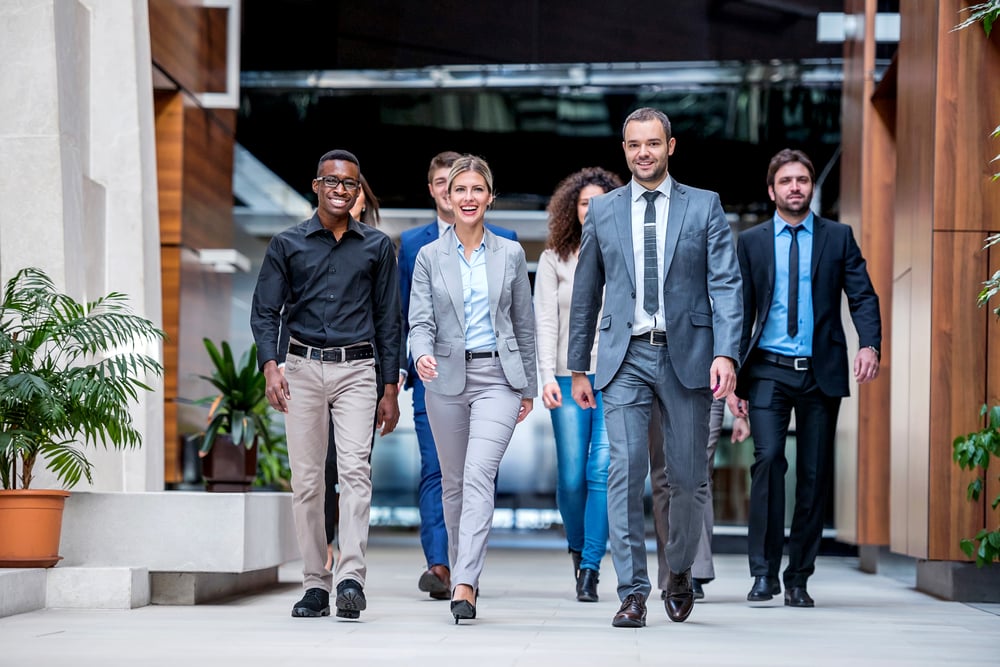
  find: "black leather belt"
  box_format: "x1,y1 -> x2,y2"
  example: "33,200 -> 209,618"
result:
465,350 -> 498,361
633,330 -> 667,346
287,342 -> 374,363
758,351 -> 811,371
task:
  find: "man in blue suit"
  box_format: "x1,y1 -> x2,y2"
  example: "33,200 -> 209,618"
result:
398,151 -> 518,599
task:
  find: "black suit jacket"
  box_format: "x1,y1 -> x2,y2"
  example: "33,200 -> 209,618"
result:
735,216 -> 881,399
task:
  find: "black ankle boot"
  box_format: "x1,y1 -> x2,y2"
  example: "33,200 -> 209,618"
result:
569,548 -> 582,582
577,568 -> 599,602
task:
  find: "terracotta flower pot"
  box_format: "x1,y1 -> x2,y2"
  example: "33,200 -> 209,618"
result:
0,489 -> 71,568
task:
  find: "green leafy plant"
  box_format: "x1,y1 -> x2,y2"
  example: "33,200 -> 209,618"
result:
954,0 -> 1000,35
952,404 -> 1000,566
198,339 -> 273,453
0,267 -> 164,489
255,423 -> 291,491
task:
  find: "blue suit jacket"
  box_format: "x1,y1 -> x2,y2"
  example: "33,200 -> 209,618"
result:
398,219 -> 517,388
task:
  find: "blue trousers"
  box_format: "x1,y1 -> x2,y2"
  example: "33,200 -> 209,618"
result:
550,375 -> 609,572
412,378 -> 449,569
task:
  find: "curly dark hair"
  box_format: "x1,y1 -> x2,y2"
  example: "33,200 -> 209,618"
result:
546,167 -> 623,261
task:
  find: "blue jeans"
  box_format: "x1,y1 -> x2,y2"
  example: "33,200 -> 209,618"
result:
413,378 -> 449,569
550,375 -> 610,572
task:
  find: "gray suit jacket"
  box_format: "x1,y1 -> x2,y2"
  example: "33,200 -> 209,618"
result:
568,178 -> 742,391
408,226 -> 538,398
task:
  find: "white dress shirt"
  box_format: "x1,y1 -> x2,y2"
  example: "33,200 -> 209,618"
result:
629,175 -> 671,335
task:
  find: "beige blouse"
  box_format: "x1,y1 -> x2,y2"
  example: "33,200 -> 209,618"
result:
533,248 -> 600,387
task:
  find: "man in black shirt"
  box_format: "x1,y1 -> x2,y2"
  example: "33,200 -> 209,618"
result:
251,149 -> 401,620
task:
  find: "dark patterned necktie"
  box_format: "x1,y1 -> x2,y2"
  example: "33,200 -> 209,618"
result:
787,225 -> 801,337
642,191 -> 660,316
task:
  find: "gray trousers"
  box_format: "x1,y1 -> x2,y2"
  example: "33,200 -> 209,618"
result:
650,398 -> 723,587
601,338 -> 712,601
424,358 -> 522,592
284,350 -> 377,592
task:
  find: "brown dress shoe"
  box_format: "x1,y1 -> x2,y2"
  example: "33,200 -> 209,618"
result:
611,593 -> 647,628
418,564 -> 451,600
664,570 -> 695,622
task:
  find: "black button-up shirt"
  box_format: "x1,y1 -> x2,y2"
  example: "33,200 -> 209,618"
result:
250,213 -> 401,384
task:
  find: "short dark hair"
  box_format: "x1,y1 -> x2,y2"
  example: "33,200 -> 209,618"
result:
317,149 -> 360,177
766,149 -> 815,187
428,151 -> 462,183
622,107 -> 671,140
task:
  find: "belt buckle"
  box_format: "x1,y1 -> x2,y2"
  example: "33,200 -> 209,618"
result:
793,357 -> 808,371
650,330 -> 666,346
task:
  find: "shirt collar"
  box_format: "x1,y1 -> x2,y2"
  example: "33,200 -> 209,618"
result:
436,217 -> 451,238
773,211 -> 814,236
305,212 -> 367,238
630,174 -> 672,203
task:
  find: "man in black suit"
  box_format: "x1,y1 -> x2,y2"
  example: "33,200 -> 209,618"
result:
728,148 -> 881,608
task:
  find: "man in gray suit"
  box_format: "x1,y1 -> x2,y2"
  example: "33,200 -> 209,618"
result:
568,107 -> 741,627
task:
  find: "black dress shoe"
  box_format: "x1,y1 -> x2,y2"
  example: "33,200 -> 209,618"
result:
291,587 -> 330,618
335,579 -> 366,619
612,593 -> 647,628
577,568 -> 599,602
784,586 -> 815,608
450,599 -> 476,624
664,570 -> 694,622
691,578 -> 705,600
747,575 -> 781,602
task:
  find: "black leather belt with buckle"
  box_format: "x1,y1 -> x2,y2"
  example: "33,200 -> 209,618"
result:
633,330 -> 667,346
758,351 -> 810,371
465,350 -> 498,361
287,342 -> 374,363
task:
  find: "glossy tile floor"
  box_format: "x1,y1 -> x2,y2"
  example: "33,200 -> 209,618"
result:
2,532 -> 997,667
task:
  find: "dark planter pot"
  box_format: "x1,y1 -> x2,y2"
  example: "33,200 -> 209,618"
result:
201,434 -> 258,492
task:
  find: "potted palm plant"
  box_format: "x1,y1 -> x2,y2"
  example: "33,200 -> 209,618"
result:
0,267 -> 164,567
197,339 -> 278,492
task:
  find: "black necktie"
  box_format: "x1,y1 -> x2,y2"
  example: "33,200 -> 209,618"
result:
787,225 -> 800,338
641,191 -> 660,316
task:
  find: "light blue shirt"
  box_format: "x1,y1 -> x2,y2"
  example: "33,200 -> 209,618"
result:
456,236 -> 496,352
759,212 -> 814,357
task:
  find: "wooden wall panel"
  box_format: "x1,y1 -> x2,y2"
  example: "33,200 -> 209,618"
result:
928,232 -> 991,560
160,245 -> 181,483
180,102 -> 235,251
155,92 -> 183,245
890,0 -> 939,558
148,0 -> 228,96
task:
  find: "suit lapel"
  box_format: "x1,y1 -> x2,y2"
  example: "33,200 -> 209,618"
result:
484,230 -> 505,325
437,228 -> 466,329
661,180 -> 687,282
612,189 -> 637,290
810,216 -> 829,278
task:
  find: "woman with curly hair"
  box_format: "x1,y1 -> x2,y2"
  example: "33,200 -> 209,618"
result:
534,166 -> 623,602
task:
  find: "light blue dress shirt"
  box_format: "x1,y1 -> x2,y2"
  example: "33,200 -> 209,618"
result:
758,212 -> 814,357
456,236 -> 496,352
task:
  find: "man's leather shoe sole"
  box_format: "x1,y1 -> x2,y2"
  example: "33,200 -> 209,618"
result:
784,587 -> 815,608
291,605 -> 329,618
418,568 -> 450,600
747,576 -> 782,602
335,581 -> 367,619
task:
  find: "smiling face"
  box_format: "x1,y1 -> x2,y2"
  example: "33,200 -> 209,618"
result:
448,170 -> 492,231
623,119 -> 675,189
768,161 -> 814,222
312,159 -> 360,221
576,184 -> 606,225
428,166 -> 454,222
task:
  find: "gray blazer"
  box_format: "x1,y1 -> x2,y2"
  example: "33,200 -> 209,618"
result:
567,179 -> 742,391
409,226 -> 538,398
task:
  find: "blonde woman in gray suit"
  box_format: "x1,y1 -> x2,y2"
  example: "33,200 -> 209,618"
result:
408,155 -> 537,624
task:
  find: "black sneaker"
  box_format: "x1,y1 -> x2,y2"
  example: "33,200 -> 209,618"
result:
335,579 -> 367,619
291,588 -> 330,618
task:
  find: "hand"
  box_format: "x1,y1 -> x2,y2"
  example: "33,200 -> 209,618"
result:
727,393 -> 748,418
570,372 -> 596,409
397,368 -> 407,393
516,398 -> 534,424
854,347 -> 880,384
541,382 -> 562,409
731,416 -> 750,443
710,356 -> 737,399
416,354 -> 438,382
376,385 -> 400,436
263,361 -> 290,413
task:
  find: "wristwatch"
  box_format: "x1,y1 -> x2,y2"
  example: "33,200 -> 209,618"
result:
864,345 -> 880,361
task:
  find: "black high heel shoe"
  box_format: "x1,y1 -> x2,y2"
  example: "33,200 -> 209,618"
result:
450,599 -> 476,624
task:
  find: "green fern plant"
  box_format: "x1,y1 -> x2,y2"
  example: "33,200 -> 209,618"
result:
952,404 -> 1000,566
0,267 -> 164,489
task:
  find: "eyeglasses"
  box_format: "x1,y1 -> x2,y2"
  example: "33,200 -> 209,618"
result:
314,176 -> 360,192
